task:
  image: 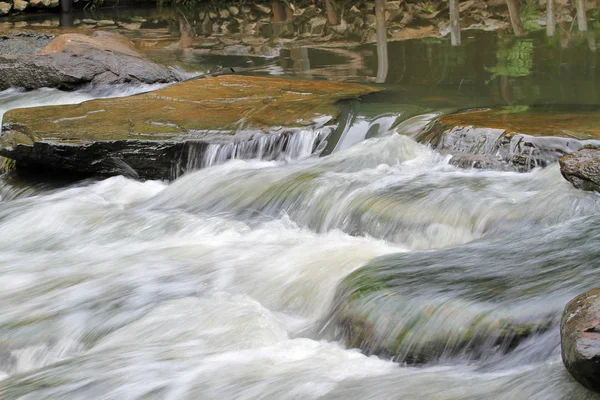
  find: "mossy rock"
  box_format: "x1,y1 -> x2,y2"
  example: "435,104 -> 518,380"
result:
416,107 -> 600,171
323,247 -> 576,365
0,75 -> 377,180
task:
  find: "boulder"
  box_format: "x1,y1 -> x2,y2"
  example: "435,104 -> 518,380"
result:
0,2 -> 11,15
13,0 -> 28,11
559,149 -> 600,192
416,107 -> 600,171
27,0 -> 58,8
561,288 -> 600,393
0,31 -> 184,90
0,75 -> 377,180
327,261 -> 558,364
0,32 -> 54,55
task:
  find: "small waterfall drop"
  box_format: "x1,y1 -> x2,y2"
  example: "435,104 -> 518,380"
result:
184,128 -> 331,171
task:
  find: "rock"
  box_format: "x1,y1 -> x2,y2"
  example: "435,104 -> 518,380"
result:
28,0 -> 57,8
13,0 -> 28,11
228,6 -> 239,16
254,4 -> 271,14
95,20 -> 115,27
0,2 -> 11,15
561,288 -> 600,393
0,32 -> 54,55
0,32 -> 184,90
219,9 -> 230,19
119,23 -> 142,31
223,44 -> 251,56
310,17 -> 328,35
416,107 -> 600,171
0,75 -> 377,180
559,149 -> 600,192
81,19 -> 97,25
326,255 -> 558,364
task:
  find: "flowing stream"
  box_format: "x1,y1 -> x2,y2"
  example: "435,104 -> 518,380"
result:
0,26 -> 599,400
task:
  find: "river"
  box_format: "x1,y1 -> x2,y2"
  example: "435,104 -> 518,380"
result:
0,14 -> 599,400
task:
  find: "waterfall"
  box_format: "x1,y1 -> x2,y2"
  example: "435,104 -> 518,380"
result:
184,128 -> 331,171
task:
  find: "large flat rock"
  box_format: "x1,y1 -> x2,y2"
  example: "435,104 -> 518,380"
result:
0,75 -> 377,179
417,107 -> 600,171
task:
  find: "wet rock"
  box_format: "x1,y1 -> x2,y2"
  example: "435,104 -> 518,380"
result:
0,2 -> 12,15
228,6 -> 240,16
13,0 -> 28,11
0,32 -> 54,55
254,4 -> 271,14
120,22 -> 142,31
96,20 -> 115,27
0,75 -> 377,180
28,0 -> 58,8
417,107 -> 600,171
559,149 -> 600,192
561,288 -> 600,393
0,31 -> 183,90
326,259 -> 558,365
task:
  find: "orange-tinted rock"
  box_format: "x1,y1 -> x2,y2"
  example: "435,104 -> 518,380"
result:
41,31 -> 140,57
0,75 -> 377,179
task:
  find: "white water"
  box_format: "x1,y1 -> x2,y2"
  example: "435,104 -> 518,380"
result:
0,88 -> 599,399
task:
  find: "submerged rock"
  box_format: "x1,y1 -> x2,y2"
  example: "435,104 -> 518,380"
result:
323,250 -> 563,365
561,288 -> 600,393
559,149 -> 600,193
417,107 -> 600,171
0,31 -> 183,90
0,75 -> 377,180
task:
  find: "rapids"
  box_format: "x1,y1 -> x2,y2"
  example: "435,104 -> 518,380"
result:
0,98 -> 598,397
0,27 -> 600,400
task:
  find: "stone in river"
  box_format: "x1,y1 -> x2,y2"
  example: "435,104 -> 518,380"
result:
326,256 -> 558,365
559,149 -> 600,193
0,75 -> 377,180
0,2 -> 11,16
0,31 -> 184,90
416,107 -> 600,171
561,288 -> 600,394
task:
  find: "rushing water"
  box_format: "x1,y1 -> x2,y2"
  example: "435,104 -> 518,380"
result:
0,21 -> 600,400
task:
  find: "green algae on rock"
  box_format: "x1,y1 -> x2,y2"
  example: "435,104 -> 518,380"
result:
416,107 -> 600,171
323,252 -> 560,365
0,75 -> 377,180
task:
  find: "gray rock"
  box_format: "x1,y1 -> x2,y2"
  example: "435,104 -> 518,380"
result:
0,32 -> 183,90
0,32 -> 54,55
559,149 -> 600,192
561,288 -> 600,393
96,20 -> 115,27
417,108 -> 600,171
